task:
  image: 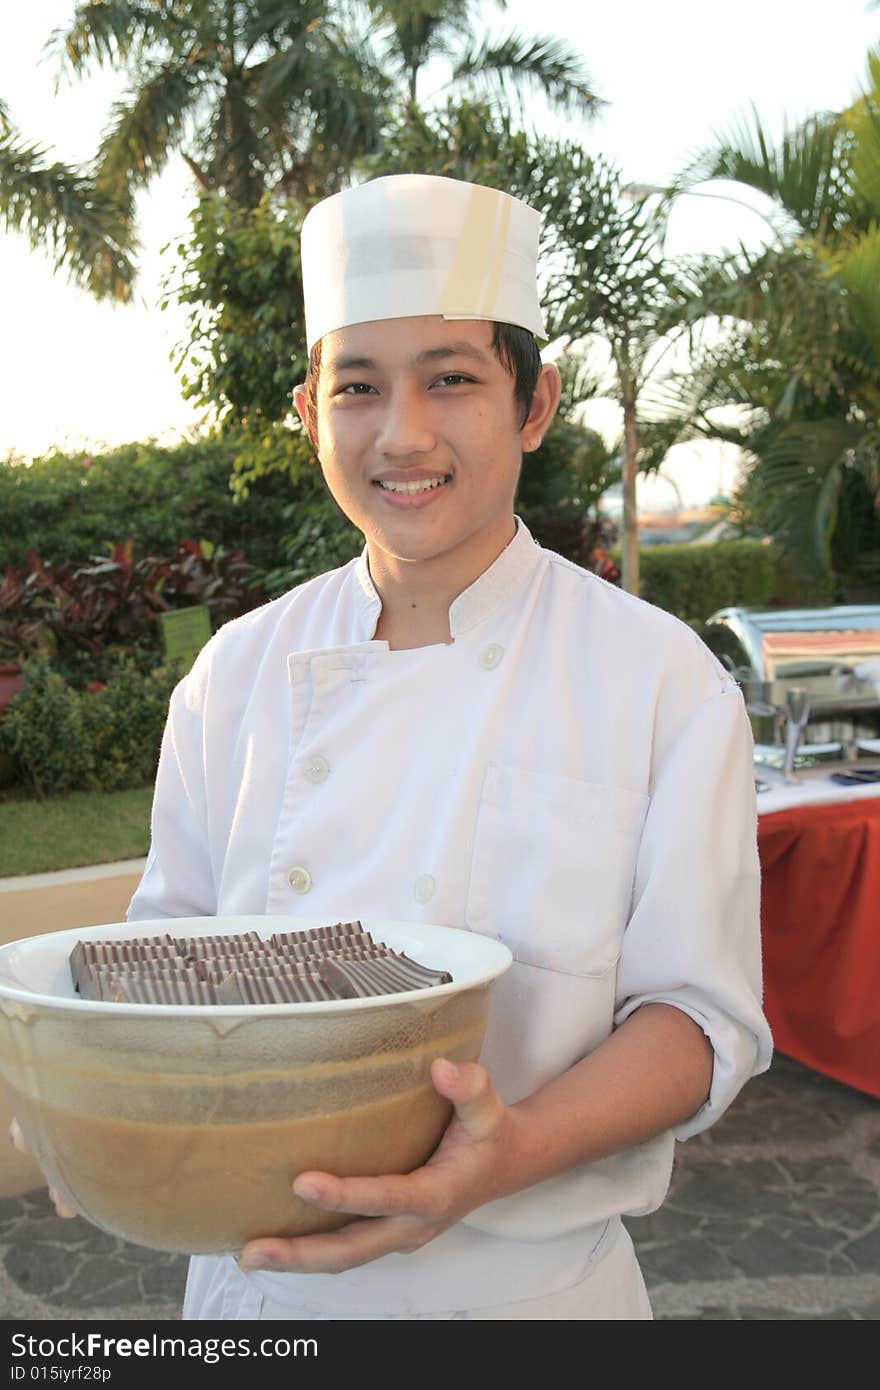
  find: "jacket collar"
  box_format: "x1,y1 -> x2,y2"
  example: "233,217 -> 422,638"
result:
353,516 -> 544,640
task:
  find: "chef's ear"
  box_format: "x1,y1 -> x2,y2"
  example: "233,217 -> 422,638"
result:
521,364 -> 562,454
292,383 -> 320,454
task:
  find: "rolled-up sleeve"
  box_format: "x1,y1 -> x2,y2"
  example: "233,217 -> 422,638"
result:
613,681 -> 774,1139
126,663 -> 217,923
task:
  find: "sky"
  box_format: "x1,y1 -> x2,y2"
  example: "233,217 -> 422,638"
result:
1,0 -> 878,508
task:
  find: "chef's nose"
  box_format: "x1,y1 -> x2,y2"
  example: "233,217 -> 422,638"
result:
374,382 -> 436,457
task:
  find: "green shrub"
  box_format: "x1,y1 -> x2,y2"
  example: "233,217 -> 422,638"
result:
617,540 -> 834,626
0,658 -> 177,798
0,662 -> 92,796
0,433 -> 300,572
168,191 -> 308,427
254,500 -> 363,598
79,660 -> 179,793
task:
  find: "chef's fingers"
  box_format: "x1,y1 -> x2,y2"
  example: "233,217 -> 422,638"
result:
430,1057 -> 505,1142
238,1215 -> 423,1276
47,1187 -> 77,1219
287,1063 -> 504,1217
291,1168 -> 443,1220
8,1120 -> 76,1218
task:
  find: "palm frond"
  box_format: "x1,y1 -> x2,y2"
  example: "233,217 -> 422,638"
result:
250,31 -> 321,100
740,417 -> 866,571
369,0 -> 473,64
94,65 -> 202,198
844,50 -> 880,217
0,125 -> 138,301
197,80 -> 272,208
243,0 -> 328,46
451,31 -> 604,122
364,0 -> 462,86
827,225 -> 880,364
671,238 -> 880,408
46,1 -> 179,84
553,345 -> 613,415
635,416 -> 707,476
677,104 -> 856,239
254,29 -> 390,198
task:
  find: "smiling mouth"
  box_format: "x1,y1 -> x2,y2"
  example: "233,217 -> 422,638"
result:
373,475 -> 452,495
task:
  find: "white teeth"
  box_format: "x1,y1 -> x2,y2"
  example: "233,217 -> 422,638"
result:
377,477 -> 449,494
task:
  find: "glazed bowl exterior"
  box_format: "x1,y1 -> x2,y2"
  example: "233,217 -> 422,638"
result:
0,916 -> 511,1254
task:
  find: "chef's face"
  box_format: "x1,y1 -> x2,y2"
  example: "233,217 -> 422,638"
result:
293,315 -> 560,575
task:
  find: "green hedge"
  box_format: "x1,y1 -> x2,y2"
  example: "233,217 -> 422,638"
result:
623,540 -> 834,626
0,435 -> 307,573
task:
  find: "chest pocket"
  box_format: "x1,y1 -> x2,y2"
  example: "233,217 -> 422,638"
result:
465,762 -> 648,978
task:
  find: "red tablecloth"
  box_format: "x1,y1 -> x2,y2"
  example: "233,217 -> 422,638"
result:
758,795 -> 880,1098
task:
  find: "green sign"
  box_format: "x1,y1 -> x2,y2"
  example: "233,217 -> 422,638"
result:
158,606 -> 213,673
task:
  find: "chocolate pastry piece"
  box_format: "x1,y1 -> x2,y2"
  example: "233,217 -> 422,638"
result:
275,940 -> 385,965
70,939 -> 179,994
80,963 -> 205,1002
269,922 -> 366,952
173,932 -> 265,958
320,953 -> 453,999
106,975 -> 219,1005
307,920 -> 365,940
195,955 -> 283,982
207,946 -> 390,987
217,971 -> 336,1004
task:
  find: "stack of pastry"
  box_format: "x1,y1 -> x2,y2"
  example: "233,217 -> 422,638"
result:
69,921 -> 453,1005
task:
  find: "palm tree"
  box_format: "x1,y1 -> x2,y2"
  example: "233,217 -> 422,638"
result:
0,99 -> 137,301
536,161 -> 697,595
662,52 -> 880,592
47,1 -> 393,215
365,0 -> 603,120
41,0 -> 602,300
49,0 -> 602,216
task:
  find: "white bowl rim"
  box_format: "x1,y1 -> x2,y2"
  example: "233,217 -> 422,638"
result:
0,915 -> 513,1018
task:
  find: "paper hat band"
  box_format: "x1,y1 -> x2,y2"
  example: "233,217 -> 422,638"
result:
300,175 -> 547,350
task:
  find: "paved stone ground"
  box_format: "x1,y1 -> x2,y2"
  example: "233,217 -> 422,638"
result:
626,1055 -> 880,1319
1,1053 -> 877,1321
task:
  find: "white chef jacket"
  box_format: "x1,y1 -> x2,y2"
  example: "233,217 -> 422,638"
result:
127,517 -> 772,1317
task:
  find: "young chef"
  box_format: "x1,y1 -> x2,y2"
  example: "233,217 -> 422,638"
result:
123,174 -> 773,1319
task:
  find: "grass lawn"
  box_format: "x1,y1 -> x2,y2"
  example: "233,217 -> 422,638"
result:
0,786 -> 153,878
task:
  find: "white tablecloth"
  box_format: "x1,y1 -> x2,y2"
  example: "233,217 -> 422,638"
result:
756,769 -> 880,815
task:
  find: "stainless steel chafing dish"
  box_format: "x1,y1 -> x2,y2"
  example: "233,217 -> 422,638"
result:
702,604 -> 880,762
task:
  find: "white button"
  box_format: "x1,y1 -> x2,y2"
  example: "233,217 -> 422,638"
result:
304,755 -> 330,784
479,643 -> 504,670
414,874 -> 435,904
287,866 -> 312,894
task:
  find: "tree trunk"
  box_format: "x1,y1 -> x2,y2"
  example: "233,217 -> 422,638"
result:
621,379 -> 640,596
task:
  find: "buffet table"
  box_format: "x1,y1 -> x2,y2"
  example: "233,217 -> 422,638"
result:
757,771 -> 880,1099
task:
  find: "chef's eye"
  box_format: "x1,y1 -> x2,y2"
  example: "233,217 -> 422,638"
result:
338,382 -> 376,395
434,373 -> 474,387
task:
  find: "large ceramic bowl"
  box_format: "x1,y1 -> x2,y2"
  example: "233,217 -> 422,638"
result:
0,916 -> 511,1255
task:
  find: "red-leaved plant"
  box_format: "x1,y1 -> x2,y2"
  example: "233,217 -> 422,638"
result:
0,540 -> 263,680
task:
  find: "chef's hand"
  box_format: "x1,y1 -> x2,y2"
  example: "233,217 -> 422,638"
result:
7,1117 -> 77,1218
237,1058 -> 511,1275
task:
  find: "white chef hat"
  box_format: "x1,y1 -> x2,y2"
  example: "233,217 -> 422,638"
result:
300,174 -> 547,351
